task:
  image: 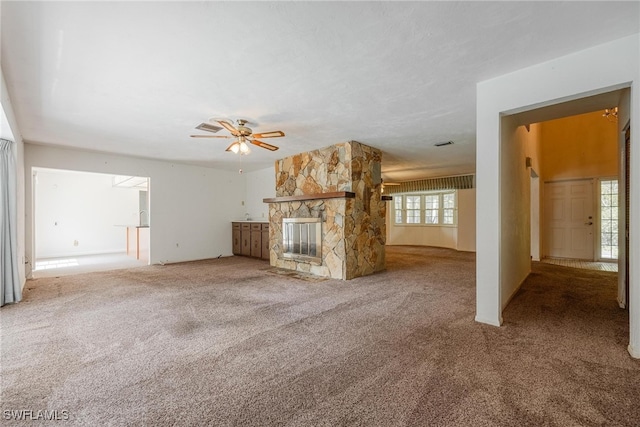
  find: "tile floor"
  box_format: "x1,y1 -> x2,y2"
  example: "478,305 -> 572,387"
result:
33,253 -> 147,278
540,257 -> 618,272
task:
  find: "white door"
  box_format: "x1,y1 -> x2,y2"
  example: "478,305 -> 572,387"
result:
544,180 -> 594,260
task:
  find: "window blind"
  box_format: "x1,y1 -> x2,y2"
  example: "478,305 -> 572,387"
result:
384,174 -> 474,195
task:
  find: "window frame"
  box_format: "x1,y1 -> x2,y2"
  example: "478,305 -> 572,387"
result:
392,190 -> 457,227
598,177 -> 619,261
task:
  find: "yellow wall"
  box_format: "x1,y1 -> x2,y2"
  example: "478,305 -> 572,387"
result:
500,118 -> 542,309
540,111 -> 618,181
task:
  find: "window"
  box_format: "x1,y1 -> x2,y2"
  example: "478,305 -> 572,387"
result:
443,193 -> 455,224
600,179 -> 618,259
394,197 -> 403,224
424,195 -> 439,224
392,191 -> 457,225
406,195 -> 421,224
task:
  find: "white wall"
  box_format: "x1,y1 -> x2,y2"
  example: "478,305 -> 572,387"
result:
34,169 -> 140,258
244,166 -> 275,221
388,223 -> 457,248
1,67 -> 26,291
25,144 -> 246,273
476,34 -> 640,359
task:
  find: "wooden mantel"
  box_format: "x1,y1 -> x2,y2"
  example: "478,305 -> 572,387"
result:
263,191 -> 355,203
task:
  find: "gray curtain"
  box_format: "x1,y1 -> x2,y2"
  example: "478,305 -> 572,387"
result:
1,138 -> 21,306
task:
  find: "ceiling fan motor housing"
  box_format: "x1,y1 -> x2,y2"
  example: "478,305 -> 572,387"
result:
237,125 -> 252,136
235,119 -> 253,136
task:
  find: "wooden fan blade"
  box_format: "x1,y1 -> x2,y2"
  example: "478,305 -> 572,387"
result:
250,139 -> 279,151
190,135 -> 232,138
217,120 -> 240,136
251,130 -> 285,139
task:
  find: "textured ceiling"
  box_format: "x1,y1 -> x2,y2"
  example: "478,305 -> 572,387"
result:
1,1 -> 639,181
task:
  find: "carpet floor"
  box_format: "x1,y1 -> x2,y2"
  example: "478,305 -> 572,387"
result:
1,246 -> 638,426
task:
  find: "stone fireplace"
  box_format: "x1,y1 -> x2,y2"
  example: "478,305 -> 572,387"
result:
263,141 -> 386,280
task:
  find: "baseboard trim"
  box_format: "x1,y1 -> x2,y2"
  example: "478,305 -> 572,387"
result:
475,315 -> 503,327
629,344 -> 640,359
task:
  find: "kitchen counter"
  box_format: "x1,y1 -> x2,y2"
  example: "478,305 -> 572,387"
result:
119,225 -> 149,263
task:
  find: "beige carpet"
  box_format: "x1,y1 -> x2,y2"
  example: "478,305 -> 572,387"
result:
1,246 -> 638,426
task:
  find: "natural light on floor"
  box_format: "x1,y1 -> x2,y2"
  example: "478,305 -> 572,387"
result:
34,259 -> 80,271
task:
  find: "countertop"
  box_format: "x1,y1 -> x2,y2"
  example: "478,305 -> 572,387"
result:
115,224 -> 150,228
231,220 -> 268,223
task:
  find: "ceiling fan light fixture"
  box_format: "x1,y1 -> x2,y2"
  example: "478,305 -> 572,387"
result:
602,107 -> 618,122
239,141 -> 251,154
230,142 -> 240,154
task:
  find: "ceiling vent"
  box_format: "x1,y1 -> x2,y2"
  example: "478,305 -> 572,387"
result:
195,122 -> 223,133
434,140 -> 454,147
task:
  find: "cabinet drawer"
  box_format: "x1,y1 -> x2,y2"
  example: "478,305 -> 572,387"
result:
232,223 -> 241,230
251,223 -> 262,231
261,223 -> 269,231
241,223 -> 251,230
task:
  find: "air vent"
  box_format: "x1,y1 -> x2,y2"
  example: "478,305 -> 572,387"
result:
196,122 -> 223,133
434,140 -> 454,147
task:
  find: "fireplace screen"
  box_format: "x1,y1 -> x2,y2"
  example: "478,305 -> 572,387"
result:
282,218 -> 322,263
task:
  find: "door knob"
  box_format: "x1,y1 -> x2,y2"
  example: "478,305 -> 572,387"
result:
585,221 -> 593,225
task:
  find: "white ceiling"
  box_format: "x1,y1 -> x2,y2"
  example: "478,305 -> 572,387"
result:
1,1 -> 638,181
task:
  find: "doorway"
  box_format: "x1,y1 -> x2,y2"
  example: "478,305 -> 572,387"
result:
32,168 -> 150,277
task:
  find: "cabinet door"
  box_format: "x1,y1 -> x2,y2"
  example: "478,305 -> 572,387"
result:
241,224 -> 251,256
261,231 -> 270,260
232,228 -> 242,255
251,230 -> 262,258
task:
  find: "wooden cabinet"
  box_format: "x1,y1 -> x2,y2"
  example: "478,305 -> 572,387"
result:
261,223 -> 270,260
241,223 -> 251,256
250,223 -> 262,258
233,222 -> 269,260
232,223 -> 242,255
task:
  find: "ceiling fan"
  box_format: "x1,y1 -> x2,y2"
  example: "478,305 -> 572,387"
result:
190,119 -> 284,154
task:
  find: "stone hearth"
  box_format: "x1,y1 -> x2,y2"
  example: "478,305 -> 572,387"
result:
264,141 -> 386,280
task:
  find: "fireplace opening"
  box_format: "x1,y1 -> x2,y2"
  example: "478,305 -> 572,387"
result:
282,218 -> 322,263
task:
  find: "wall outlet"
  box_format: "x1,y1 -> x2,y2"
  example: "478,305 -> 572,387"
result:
73,240 -> 79,246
